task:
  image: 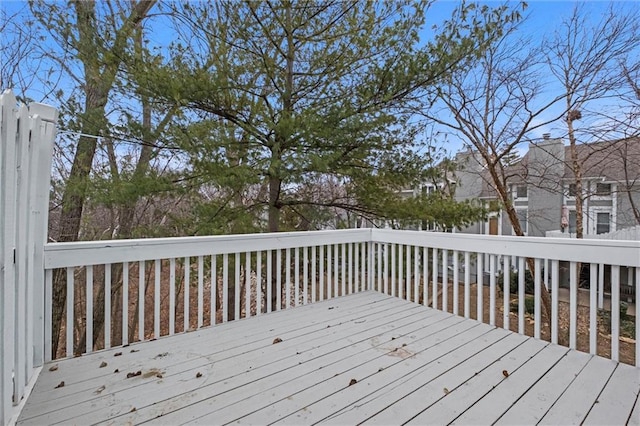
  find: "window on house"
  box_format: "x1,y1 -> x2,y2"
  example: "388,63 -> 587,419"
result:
516,209 -> 527,234
569,211 -> 577,234
595,183 -> 612,196
568,184 -> 577,197
596,212 -> 610,234
516,185 -> 528,199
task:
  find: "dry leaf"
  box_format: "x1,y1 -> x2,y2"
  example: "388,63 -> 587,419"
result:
196,372 -> 203,378
349,379 -> 357,386
273,338 -> 283,344
156,373 -> 163,379
130,407 -> 136,413
99,361 -> 107,368
126,371 -> 142,379
502,370 -> 509,378
114,352 -> 122,357
55,381 -> 65,389
130,349 -> 139,353
114,369 -> 119,373
49,365 -> 58,372
94,385 -> 106,394
444,388 -> 449,394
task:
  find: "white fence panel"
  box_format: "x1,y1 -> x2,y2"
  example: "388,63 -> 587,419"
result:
0,90 -> 57,426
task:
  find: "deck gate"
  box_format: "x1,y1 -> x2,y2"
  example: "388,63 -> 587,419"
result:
0,90 -> 57,426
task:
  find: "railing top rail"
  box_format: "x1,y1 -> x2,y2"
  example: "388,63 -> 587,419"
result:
371,229 -> 640,267
44,228 -> 372,269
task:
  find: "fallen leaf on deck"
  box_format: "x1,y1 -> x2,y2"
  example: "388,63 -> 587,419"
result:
130,349 -> 139,353
154,352 -> 168,359
196,372 -> 203,378
502,370 -> 509,378
114,352 -> 122,357
273,337 -> 283,344
126,371 -> 142,378
55,381 -> 65,389
444,388 -> 449,394
49,365 -> 58,372
130,407 -> 136,413
349,379 -> 357,386
94,385 -> 105,394
156,373 -> 163,379
114,369 -> 119,373
99,361 -> 107,368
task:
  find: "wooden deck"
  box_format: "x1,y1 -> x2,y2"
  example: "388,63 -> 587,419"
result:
17,291 -> 640,425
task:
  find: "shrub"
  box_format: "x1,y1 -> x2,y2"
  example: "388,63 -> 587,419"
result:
510,294 -> 535,315
497,269 -> 535,295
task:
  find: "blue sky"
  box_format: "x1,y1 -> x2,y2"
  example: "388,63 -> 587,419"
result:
2,0 -> 637,156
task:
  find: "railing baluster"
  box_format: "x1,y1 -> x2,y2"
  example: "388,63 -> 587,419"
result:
198,256 -> 204,326
211,255 -> 217,323
414,246 -> 420,304
518,257 -> 525,334
504,256 -> 510,331
551,259 -> 559,344
276,249 -> 282,310
489,254 -> 495,325
432,248 -> 438,309
362,242 -> 367,292
477,254 -> 483,321
326,245 -> 332,299
423,246 -> 429,306
295,248 -> 300,305
303,247 -> 308,304
384,244 -> 389,295
311,246 -> 317,303
122,262 -> 129,345
534,258 -> 541,339
464,251 -> 470,318
66,267 -> 74,357
105,263 -> 111,348
406,245 -> 411,301
589,262 -> 597,355
453,250 -> 459,314
336,244 -> 341,297
398,244 -> 403,300
285,249 -> 291,309
169,258 -> 176,333
256,252 -> 261,314
443,249 -> 449,312
223,253 -> 229,322
391,244 -> 396,298
86,265 -> 93,354
319,245 -> 324,301
183,257 -> 190,331
266,250 -> 272,312
235,252 -> 241,319
569,261 -> 577,349
154,260 -> 161,339
354,243 -> 359,294
341,243 -> 353,296
611,265 -> 620,362
139,260 -> 145,341
246,252 -> 252,317
377,243 -> 382,292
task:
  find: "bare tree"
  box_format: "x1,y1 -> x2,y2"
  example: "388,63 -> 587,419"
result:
546,3 -> 640,238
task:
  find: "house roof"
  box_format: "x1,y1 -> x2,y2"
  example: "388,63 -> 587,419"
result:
474,137 -> 640,199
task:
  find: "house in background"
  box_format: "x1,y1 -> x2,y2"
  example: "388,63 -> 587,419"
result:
454,135 -> 640,239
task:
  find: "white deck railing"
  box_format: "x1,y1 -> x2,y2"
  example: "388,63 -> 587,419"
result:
0,91 -> 57,425
43,228 -> 639,368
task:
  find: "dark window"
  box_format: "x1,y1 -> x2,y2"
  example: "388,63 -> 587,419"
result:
516,185 -> 528,198
569,211 -> 577,234
568,184 -> 577,197
596,183 -> 611,196
516,209 -> 527,234
596,212 -> 610,234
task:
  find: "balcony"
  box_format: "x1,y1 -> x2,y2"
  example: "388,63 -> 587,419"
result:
2,92 -> 639,425
3,228 -> 639,425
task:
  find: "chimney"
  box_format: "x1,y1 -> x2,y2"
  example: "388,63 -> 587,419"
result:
542,133 -> 551,140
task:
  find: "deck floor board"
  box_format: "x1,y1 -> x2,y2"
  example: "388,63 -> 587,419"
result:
16,291 -> 639,425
